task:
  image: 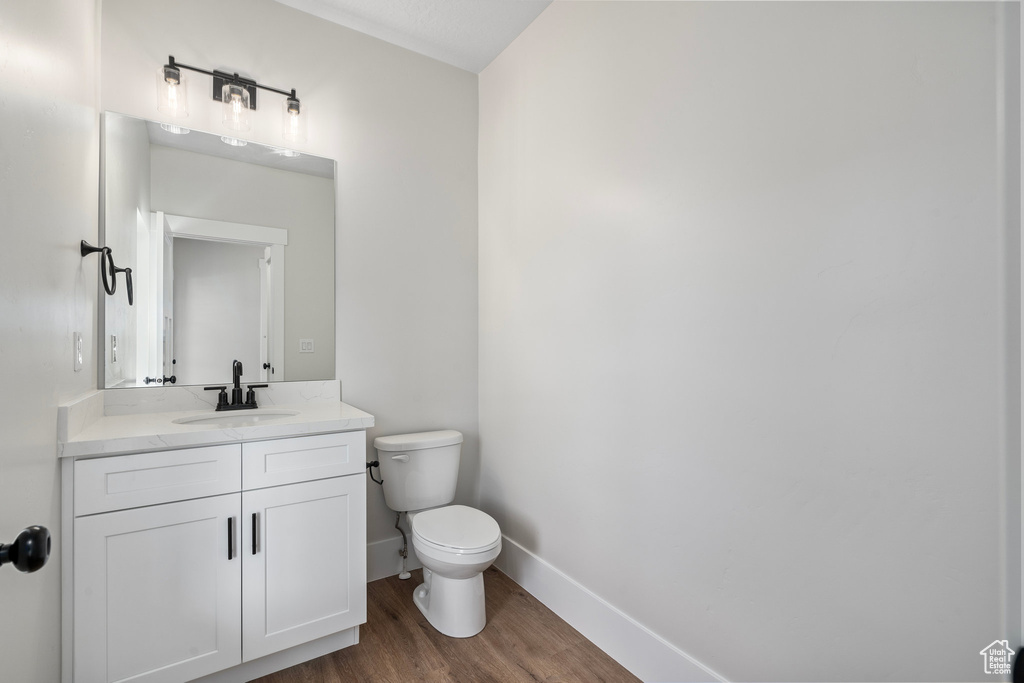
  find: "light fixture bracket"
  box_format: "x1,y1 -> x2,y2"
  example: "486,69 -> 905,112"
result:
212,72 -> 258,110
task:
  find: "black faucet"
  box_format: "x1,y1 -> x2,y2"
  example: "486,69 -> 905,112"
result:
204,359 -> 268,411
231,360 -> 244,406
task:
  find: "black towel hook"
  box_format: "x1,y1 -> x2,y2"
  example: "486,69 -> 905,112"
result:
81,240 -> 133,306
81,240 -> 115,296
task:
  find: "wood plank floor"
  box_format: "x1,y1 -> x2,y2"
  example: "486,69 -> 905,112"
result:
253,567 -> 640,683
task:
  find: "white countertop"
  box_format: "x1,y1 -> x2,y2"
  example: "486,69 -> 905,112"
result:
57,382 -> 374,458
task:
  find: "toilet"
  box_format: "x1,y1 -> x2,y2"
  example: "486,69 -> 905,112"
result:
374,430 -> 501,638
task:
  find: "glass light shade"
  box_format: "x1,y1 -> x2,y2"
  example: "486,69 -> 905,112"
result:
282,98 -> 307,143
159,123 -> 190,135
222,83 -> 251,132
156,67 -> 188,118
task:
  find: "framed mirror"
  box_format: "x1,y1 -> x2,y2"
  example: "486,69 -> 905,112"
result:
101,112 -> 335,388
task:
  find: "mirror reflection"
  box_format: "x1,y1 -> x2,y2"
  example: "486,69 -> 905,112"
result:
102,112 -> 335,388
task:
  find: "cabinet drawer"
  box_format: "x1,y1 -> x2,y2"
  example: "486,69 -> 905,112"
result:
242,432 -> 365,489
75,445 -> 242,516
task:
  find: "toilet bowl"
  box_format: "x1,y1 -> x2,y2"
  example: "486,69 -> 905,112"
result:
374,430 -> 502,638
409,505 -> 501,637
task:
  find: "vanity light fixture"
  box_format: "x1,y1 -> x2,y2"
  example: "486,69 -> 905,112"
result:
158,55 -> 305,141
220,136 -> 247,147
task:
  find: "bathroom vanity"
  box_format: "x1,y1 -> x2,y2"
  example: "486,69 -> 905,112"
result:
57,381 -> 372,683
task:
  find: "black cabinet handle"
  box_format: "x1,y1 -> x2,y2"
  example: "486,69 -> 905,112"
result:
251,512 -> 259,555
262,363 -> 271,370
228,517 -> 235,560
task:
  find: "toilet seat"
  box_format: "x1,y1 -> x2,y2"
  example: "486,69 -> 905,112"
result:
412,505 -> 501,555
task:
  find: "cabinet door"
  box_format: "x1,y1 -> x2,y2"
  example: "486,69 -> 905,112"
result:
242,475 -> 366,661
75,495 -> 242,683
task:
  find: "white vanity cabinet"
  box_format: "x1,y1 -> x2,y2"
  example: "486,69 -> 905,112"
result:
68,431 -> 366,683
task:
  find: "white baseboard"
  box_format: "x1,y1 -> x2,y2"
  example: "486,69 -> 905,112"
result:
495,535 -> 727,683
367,535 -> 422,582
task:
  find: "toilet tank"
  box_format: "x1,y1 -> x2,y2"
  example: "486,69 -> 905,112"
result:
374,430 -> 463,512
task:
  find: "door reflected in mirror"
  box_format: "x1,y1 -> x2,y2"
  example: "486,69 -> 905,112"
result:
101,112 -> 335,388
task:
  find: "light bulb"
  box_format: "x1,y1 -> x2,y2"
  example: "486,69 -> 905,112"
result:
156,66 -> 188,118
222,83 -> 251,132
282,97 -> 306,143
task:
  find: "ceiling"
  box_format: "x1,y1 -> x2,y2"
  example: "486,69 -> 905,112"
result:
273,0 -> 552,73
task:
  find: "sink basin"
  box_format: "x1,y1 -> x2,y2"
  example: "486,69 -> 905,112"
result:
172,410 -> 300,428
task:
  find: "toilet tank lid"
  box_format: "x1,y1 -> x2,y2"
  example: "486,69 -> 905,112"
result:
374,430 -> 463,452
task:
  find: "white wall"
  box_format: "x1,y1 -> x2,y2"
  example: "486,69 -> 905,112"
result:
479,2 -> 1019,681
150,145 -> 335,382
103,114 -> 150,386
0,1 -> 98,682
101,0 -> 479,547
172,238 -> 264,386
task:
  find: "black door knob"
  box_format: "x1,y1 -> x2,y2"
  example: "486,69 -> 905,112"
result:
262,363 -> 271,370
0,526 -> 51,573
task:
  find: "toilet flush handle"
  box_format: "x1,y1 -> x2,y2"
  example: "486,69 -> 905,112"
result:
392,454 -> 410,463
